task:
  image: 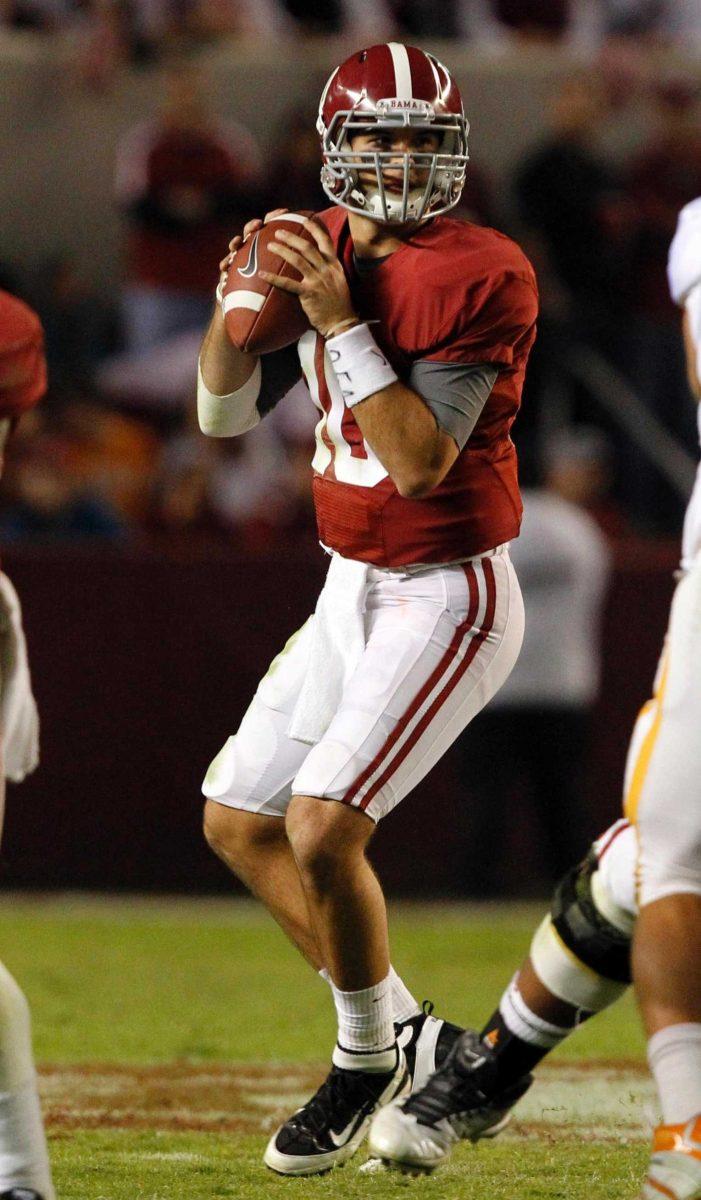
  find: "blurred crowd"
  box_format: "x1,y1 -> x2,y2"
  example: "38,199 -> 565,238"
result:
2,48 -> 699,555
2,0 -> 701,54
0,28 -> 697,895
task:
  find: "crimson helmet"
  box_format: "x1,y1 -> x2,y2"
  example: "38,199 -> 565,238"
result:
317,42 -> 469,224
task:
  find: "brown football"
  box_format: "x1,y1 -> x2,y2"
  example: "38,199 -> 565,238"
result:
222,212 -> 315,354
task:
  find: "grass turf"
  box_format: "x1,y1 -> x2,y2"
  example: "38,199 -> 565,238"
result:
0,895 -> 649,1198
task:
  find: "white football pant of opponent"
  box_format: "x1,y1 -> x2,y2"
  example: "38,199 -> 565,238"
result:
626,198 -> 701,1198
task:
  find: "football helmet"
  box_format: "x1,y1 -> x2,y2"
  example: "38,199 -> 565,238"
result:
317,42 -> 469,224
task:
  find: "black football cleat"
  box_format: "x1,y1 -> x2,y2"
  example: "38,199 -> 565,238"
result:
0,1190 -> 46,1199
369,1029 -> 532,1173
396,1000 -> 464,1093
264,1046 -> 409,1175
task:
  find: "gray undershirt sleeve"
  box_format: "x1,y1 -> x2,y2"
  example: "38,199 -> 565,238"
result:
256,344 -> 303,417
408,361 -> 499,450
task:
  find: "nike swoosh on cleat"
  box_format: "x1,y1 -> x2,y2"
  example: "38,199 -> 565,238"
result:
329,1114 -> 363,1148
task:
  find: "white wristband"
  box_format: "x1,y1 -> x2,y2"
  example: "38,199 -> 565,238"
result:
326,322 -> 398,408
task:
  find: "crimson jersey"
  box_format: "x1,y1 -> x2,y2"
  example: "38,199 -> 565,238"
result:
297,207 -> 538,568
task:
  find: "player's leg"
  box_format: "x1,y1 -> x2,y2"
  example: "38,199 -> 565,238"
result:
202,618 -> 328,967
201,624 -> 425,1029
0,580 -> 52,1200
0,777 -> 53,1200
624,563 -> 701,1199
369,819 -> 638,1171
264,552 -> 525,1175
0,958 -> 54,1200
204,800 -> 322,968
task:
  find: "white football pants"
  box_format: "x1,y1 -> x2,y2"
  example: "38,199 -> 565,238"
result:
204,548 -> 524,823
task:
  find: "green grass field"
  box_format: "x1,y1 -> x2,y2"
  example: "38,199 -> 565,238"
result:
3,895 -> 651,1199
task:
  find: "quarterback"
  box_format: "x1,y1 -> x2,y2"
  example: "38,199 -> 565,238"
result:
0,291 -> 54,1200
198,43 -> 537,1175
371,199 -> 701,1200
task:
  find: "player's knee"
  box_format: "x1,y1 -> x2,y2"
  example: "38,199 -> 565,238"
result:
286,798 -> 360,885
203,799 -> 288,874
530,850 -> 633,1014
287,824 -> 341,886
203,801 -> 256,873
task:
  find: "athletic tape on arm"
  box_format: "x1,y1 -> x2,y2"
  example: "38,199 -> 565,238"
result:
197,359 -> 262,437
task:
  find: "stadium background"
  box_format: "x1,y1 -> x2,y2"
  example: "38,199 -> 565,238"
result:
3,10 -> 699,898
2,8 -> 700,1198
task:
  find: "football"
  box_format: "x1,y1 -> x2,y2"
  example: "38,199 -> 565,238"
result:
222,212 -> 315,354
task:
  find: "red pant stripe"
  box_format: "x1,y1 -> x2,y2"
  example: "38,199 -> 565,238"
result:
341,562 -> 480,808
356,558 -> 497,812
341,559 -> 496,811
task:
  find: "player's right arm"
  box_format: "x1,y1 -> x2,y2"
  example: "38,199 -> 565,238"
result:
198,212 -> 301,436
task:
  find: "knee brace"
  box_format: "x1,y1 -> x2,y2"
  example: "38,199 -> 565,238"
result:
530,850 -> 633,1013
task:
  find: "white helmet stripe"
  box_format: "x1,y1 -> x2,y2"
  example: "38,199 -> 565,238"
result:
387,42 -> 413,100
318,66 -> 339,123
425,52 -> 443,97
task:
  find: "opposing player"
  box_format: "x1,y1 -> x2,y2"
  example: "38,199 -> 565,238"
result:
370,198 -> 701,1200
197,43 -> 537,1175
0,290 -> 54,1200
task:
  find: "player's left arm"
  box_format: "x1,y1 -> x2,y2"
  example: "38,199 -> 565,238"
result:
262,219 -> 472,497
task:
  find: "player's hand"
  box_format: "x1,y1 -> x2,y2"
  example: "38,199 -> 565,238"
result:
260,216 -> 358,339
216,210 -> 291,305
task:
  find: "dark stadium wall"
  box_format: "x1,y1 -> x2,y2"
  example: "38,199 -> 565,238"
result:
1,542 -> 676,897
0,42 -> 657,283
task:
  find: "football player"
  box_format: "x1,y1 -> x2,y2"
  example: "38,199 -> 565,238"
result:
197,43 -> 537,1175
0,290 -> 54,1200
370,198 -> 701,1200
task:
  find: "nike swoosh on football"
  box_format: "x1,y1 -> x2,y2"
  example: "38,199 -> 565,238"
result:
237,232 -> 260,279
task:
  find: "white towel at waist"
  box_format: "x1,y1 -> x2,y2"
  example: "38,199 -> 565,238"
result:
288,553 -> 369,745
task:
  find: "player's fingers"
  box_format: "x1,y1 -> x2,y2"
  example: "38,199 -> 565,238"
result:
272,230 -> 325,269
220,236 -> 242,271
258,269 -> 303,295
242,219 -> 264,240
302,216 -> 336,258
268,242 -> 312,275
263,208 -> 290,223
